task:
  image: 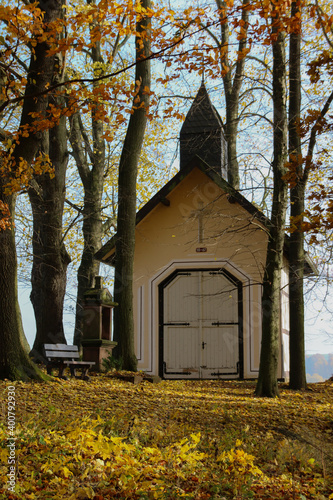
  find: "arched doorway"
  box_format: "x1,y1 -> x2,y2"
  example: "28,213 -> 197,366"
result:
159,269 -> 243,379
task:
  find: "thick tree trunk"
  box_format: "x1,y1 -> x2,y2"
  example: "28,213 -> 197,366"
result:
0,0 -> 65,380
29,99 -> 70,358
28,19 -> 70,359
113,0 -> 151,371
288,0 -> 307,390
255,27 -> 288,397
0,194 -> 47,380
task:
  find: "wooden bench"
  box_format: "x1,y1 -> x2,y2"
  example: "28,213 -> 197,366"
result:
43,344 -> 95,381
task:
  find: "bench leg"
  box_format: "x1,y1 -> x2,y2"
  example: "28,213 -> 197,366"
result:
58,365 -> 68,380
47,365 -> 67,379
81,368 -> 90,381
69,366 -> 78,378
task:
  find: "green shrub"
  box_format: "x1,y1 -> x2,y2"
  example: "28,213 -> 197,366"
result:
102,353 -> 123,372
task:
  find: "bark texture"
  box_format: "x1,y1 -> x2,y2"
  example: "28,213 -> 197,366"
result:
113,0 -> 151,371
288,0 -> 307,390
0,0 -> 65,380
0,196 -> 47,380
29,95 -> 70,358
28,11 -> 70,359
255,26 -> 288,397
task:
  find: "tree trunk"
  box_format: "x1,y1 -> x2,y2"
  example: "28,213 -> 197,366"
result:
0,0 -> 65,380
0,194 -> 47,380
71,15 -> 105,348
288,0 -> 307,390
28,14 -> 70,359
255,26 -> 288,397
288,184 -> 306,389
216,0 -> 249,189
73,183 -> 103,348
29,96 -> 71,359
113,0 -> 151,371
225,106 -> 240,188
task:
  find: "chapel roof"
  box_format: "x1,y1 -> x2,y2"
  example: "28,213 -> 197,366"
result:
179,82 -> 227,177
95,155 -> 317,276
180,82 -> 224,135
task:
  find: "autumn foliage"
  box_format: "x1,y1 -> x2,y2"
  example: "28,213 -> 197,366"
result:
1,0 -> 332,232
1,376 -> 333,499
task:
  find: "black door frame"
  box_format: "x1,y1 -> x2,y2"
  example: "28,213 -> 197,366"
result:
158,268 -> 244,379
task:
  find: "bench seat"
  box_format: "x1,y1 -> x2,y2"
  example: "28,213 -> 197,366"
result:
44,343 -> 95,380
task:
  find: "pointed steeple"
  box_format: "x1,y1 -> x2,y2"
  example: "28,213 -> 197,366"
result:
179,83 -> 227,179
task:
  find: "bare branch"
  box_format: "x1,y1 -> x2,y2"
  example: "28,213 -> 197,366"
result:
240,112 -> 273,127
304,89 -> 333,184
315,0 -> 333,49
65,198 -> 84,213
246,55 -> 273,75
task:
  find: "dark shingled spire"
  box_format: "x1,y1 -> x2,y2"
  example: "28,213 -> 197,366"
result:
179,83 -> 227,179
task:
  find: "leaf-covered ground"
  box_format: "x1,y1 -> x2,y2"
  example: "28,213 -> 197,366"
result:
1,374 -> 333,499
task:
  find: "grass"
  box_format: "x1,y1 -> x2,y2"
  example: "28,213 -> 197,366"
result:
1,374 -> 333,499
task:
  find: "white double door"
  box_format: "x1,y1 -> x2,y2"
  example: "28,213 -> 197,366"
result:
163,270 -> 240,379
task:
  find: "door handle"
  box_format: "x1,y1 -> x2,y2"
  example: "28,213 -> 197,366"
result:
202,342 -> 207,349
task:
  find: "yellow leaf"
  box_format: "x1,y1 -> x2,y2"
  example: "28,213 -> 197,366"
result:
0,448 -> 8,461
70,486 -> 95,499
60,466 -> 73,478
190,432 -> 201,444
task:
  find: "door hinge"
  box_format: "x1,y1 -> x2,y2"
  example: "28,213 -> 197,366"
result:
163,322 -> 190,326
211,362 -> 239,377
163,362 -> 192,376
211,321 -> 239,326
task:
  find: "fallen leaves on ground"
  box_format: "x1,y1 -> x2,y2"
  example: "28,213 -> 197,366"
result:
1,375 -> 332,499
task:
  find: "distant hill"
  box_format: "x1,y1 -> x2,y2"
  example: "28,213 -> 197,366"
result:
306,353 -> 333,382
